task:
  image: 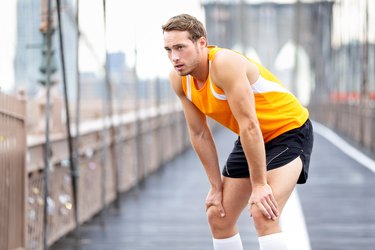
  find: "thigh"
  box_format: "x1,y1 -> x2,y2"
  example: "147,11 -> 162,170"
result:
221,177 -> 252,223
267,156 -> 303,212
249,157 -> 303,236
207,177 -> 252,238
266,119 -> 314,184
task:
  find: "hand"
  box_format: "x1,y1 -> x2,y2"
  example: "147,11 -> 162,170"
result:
248,184 -> 279,220
205,188 -> 226,217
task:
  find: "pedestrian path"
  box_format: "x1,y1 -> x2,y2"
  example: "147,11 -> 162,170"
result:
51,122 -> 375,250
298,122 -> 375,250
51,127 -> 260,250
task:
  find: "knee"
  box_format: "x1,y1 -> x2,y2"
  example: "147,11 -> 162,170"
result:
206,206 -> 235,236
251,206 -> 280,235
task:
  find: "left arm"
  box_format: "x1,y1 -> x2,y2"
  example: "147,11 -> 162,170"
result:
211,51 -> 279,220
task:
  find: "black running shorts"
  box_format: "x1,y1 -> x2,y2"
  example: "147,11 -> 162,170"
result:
222,119 -> 314,184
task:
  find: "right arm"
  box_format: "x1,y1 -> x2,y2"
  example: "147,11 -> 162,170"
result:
169,71 -> 225,216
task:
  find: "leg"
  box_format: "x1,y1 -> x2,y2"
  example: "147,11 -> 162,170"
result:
251,157 -> 302,236
207,177 -> 251,239
251,157 -> 303,250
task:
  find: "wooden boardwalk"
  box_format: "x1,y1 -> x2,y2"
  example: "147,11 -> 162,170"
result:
51,124 -> 375,250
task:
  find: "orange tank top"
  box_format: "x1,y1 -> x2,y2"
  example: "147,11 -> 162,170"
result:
181,46 -> 309,142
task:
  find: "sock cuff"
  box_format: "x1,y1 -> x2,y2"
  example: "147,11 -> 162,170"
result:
258,232 -> 284,242
213,233 -> 241,243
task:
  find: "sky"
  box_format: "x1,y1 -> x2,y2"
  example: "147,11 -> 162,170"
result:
0,0 -> 318,91
0,0 -> 205,92
78,0 -> 317,76
0,0 -> 372,92
0,1 -> 16,92
79,0 -> 205,79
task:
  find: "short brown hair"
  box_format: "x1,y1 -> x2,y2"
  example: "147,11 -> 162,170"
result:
162,14 -> 207,42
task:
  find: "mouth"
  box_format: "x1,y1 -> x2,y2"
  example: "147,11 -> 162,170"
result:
174,64 -> 184,71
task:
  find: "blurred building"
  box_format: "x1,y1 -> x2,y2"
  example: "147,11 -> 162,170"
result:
14,0 -> 42,95
14,0 -> 78,99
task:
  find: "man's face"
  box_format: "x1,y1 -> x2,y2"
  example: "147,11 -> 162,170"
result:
163,30 -> 201,76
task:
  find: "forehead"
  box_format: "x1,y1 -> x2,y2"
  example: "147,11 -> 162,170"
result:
163,30 -> 191,47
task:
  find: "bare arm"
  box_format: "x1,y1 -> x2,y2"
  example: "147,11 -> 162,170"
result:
169,71 -> 225,216
211,51 -> 279,220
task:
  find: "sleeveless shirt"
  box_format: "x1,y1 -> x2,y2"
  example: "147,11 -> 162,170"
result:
181,46 -> 309,143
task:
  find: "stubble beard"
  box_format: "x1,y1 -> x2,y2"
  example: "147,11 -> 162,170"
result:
181,53 -> 200,77
175,44 -> 201,77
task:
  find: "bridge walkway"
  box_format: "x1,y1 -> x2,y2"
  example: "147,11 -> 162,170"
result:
51,123 -> 375,250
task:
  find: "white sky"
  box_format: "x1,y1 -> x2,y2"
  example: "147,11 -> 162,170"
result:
59,0 -> 332,79
331,0 -> 375,47
0,0 -> 372,90
0,1 -> 16,92
79,0 -> 205,79
0,0 -> 205,92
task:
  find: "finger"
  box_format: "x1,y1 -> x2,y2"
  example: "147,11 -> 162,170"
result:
247,202 -> 255,217
248,209 -> 253,217
250,201 -> 272,220
262,199 -> 277,220
216,203 -> 226,217
268,195 -> 279,216
257,201 -> 273,220
205,202 -> 214,212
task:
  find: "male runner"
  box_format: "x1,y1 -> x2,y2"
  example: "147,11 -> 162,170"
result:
162,14 -> 313,250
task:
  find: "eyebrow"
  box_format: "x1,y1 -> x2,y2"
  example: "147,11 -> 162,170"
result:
164,44 -> 185,50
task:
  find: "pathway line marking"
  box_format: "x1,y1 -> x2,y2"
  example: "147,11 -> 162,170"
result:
313,120 -> 375,173
281,189 -> 311,250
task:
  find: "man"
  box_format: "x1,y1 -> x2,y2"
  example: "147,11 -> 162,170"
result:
162,14 -> 313,250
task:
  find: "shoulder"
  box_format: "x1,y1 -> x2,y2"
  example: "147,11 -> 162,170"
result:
212,49 -> 250,74
213,48 -> 247,64
210,49 -> 252,85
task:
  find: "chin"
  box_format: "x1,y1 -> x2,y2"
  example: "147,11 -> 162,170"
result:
177,70 -> 189,76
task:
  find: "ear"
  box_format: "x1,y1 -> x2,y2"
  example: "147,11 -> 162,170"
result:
198,37 -> 207,47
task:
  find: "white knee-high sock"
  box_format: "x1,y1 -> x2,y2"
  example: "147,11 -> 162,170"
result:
213,233 -> 243,250
258,232 -> 288,250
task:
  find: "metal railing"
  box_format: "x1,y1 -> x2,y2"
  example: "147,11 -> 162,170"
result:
0,89 -> 193,249
25,104 -> 190,249
0,91 -> 27,250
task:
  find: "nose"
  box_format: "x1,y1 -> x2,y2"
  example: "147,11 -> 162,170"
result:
172,51 -> 179,63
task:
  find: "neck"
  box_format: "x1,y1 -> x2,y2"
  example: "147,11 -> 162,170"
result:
191,47 -> 209,85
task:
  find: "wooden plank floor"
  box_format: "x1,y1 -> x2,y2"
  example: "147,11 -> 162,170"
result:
51,124 -> 375,250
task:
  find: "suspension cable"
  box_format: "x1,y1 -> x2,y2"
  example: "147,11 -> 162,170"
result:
42,0 -> 53,248
56,0 -> 79,233
99,0 -> 109,227
74,0 -> 81,224
102,0 -> 121,210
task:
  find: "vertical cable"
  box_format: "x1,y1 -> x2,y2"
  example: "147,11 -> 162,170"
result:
42,0 -> 52,248
101,0 -> 109,222
292,0 -> 301,96
360,0 -> 369,145
102,0 -> 121,209
56,0 -> 79,234
134,36 -> 144,188
74,0 -> 82,225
